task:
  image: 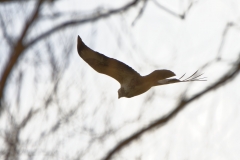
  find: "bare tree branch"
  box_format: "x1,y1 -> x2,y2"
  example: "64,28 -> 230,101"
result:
26,0 -> 142,48
151,0 -> 195,19
217,22 -> 236,59
199,22 -> 240,71
4,109 -> 39,160
0,0 -> 45,112
0,0 -> 142,111
0,14 -> 13,45
132,0 -> 148,26
0,0 -> 56,3
102,54 -> 240,160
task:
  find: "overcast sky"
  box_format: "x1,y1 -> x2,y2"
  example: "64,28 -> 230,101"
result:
1,0 -> 240,159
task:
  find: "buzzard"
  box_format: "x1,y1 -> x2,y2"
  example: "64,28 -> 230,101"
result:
77,36 -> 206,98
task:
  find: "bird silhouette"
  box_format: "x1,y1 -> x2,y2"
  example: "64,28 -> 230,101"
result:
77,36 -> 206,98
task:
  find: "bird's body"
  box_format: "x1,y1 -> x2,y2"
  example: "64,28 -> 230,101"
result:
77,36 -> 205,98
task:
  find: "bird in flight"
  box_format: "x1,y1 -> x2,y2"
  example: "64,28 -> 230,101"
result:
77,36 -> 206,98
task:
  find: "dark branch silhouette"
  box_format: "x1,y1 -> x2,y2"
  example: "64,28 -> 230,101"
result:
0,0 -> 142,111
151,0 -> 195,19
0,0 -> 45,112
132,0 -> 148,26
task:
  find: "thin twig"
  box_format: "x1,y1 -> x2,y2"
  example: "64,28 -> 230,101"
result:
151,0 -> 195,19
0,0 -> 141,112
27,0 -> 141,48
132,0 -> 148,26
0,0 -> 45,112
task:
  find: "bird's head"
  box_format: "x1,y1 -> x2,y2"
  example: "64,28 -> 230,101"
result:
118,88 -> 125,99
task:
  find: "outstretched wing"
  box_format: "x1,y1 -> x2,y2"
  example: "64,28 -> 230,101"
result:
77,36 -> 141,84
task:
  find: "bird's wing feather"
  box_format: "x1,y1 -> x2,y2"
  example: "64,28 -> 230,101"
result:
77,36 -> 141,84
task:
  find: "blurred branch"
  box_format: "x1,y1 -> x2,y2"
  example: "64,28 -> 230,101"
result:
0,0 -> 15,2
0,0 -> 141,112
151,0 -> 195,19
0,0 -> 56,3
27,0 -> 142,47
217,22 -> 233,59
102,54 -> 240,160
0,0 -> 31,2
0,0 -> 45,111
132,0 -> 148,26
4,109 -> 39,160
0,14 -> 13,45
200,22 -> 240,70
216,22 -> 240,59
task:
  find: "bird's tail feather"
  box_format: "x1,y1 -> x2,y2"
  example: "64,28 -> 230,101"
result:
157,70 -> 206,85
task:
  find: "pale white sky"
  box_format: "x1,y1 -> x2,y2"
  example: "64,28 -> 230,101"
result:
1,0 -> 240,159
